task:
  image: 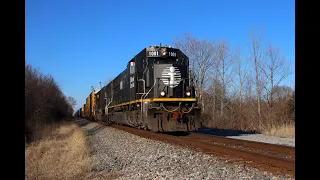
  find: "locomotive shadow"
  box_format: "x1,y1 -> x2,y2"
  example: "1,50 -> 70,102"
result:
193,127 -> 258,137
160,131 -> 190,136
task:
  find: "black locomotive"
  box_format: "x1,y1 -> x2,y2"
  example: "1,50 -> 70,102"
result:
80,44 -> 201,132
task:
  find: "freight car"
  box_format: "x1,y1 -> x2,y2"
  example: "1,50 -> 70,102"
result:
83,91 -> 97,120
81,105 -> 85,118
75,105 -> 85,118
91,44 -> 201,132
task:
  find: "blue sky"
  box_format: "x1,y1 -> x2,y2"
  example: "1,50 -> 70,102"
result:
25,0 -> 295,111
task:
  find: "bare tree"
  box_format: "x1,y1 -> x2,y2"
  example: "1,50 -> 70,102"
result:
248,27 -> 264,117
261,42 -> 292,107
211,59 -> 219,118
67,96 -> 77,108
272,85 -> 294,101
172,33 -> 215,113
233,47 -> 249,111
214,39 -> 234,117
208,77 -> 223,118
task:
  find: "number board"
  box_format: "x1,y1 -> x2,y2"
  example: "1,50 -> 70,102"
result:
167,51 -> 177,57
147,50 -> 161,57
146,49 -> 179,58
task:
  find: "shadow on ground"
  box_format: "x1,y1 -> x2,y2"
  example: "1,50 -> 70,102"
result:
74,118 -> 106,136
160,128 -> 257,137
193,127 -> 258,137
87,125 -> 106,136
75,118 -> 91,127
74,118 -> 257,137
161,131 -> 190,136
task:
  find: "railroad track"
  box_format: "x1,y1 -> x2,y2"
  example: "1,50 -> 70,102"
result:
187,132 -> 294,160
181,133 -> 294,174
96,121 -> 295,176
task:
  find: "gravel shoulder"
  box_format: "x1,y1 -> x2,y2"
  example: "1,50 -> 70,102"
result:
225,134 -> 295,147
76,119 -> 294,180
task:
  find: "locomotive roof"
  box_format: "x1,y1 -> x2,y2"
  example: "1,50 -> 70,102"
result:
128,45 -> 180,62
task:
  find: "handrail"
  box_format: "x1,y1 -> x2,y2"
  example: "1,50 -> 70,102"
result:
160,102 -> 181,113
142,78 -> 157,100
140,78 -> 157,126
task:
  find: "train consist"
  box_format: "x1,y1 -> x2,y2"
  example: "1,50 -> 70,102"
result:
75,44 -> 201,132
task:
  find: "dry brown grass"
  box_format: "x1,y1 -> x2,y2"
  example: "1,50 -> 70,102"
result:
262,123 -> 295,138
25,121 -> 92,180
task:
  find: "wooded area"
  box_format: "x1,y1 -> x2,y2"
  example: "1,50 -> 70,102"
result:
172,30 -> 294,133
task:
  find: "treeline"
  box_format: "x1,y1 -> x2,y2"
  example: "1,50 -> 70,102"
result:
25,63 -> 74,143
172,29 -> 295,133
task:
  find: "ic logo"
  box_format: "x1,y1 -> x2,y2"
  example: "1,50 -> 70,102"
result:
160,66 -> 182,88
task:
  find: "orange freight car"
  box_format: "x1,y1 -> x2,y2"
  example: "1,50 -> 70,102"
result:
84,90 -> 97,120
81,104 -> 85,118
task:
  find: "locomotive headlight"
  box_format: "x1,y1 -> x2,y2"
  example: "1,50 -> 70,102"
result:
162,50 -> 167,56
185,91 -> 191,96
160,91 -> 166,97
